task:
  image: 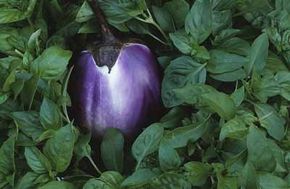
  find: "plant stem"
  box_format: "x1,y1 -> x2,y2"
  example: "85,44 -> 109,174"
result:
87,155 -> 102,175
148,33 -> 167,45
88,0 -> 117,43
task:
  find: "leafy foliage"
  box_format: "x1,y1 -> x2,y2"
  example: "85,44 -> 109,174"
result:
0,0 -> 289,188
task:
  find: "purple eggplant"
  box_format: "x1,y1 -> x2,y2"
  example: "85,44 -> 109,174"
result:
68,43 -> 162,137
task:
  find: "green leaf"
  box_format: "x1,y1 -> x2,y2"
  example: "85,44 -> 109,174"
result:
27,29 -> 42,53
164,0 -> 189,28
275,71 -> 290,101
207,50 -> 246,74
84,171 -> 124,189
254,103 -> 285,141
11,111 -> 44,141
185,0 -> 212,43
161,120 -> 209,148
99,171 -> 124,187
31,46 -> 72,80
99,0 -> 146,25
167,84 -> 236,120
245,33 -> 269,75
217,176 -> 238,189
21,75 -> 39,110
212,10 -> 232,34
43,125 -> 77,172
240,162 -> 258,189
230,86 -> 245,107
251,72 -> 280,102
219,117 -> 248,140
247,126 -> 276,171
24,147 -> 52,174
74,133 -> 91,161
40,97 -> 61,129
0,136 -> 15,183
132,123 -> 164,169
0,93 -> 8,105
101,128 -> 124,172
199,89 -> 236,120
15,172 -> 39,189
0,0 -> 37,24
162,56 -> 206,107
169,30 -> 194,54
121,169 -> 158,187
39,181 -> 75,189
159,143 -> 181,171
152,173 -> 191,189
258,173 -> 288,189
184,161 -> 212,186
152,6 -> 174,32
218,37 -> 250,56
76,1 -> 94,23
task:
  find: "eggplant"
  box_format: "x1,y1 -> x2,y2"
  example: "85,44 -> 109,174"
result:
68,0 -> 162,137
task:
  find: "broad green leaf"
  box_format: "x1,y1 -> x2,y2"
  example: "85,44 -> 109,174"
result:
27,29 -> 42,54
121,169 -> 159,187
84,171 -> 123,189
184,161 -> 212,186
185,0 -> 212,43
217,176 -> 238,189
24,147 -> 51,174
162,56 -> 206,107
212,10 -> 232,34
152,6 -> 174,32
11,111 -> 44,141
20,75 -> 39,110
207,50 -> 246,74
258,173 -> 288,189
101,128 -> 124,172
159,143 -> 181,171
151,173 -> 191,189
39,181 -> 75,189
164,0 -> 189,28
251,72 -> 280,102
245,33 -> 269,75
43,125 -> 77,172
31,46 -> 72,80
83,179 -> 109,189
247,126 -> 275,171
0,136 -> 15,188
219,117 -> 248,140
230,86 -> 245,107
75,1 -> 94,23
0,93 -> 8,105
168,84 -> 236,120
161,121 -> 209,148
15,172 -> 38,189
0,0 -> 37,24
40,97 -> 61,129
254,103 -> 285,141
199,90 -> 236,120
99,171 -> 124,187
74,133 -> 91,161
160,107 -> 187,129
169,30 -> 194,54
275,71 -> 290,101
210,68 -> 246,82
132,123 -> 164,168
218,37 -> 250,56
99,0 -> 146,25
240,161 -> 258,189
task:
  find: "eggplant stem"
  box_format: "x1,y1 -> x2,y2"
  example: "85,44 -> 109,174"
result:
88,0 -> 117,43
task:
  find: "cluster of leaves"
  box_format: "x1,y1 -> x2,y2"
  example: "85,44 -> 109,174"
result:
0,0 -> 289,189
